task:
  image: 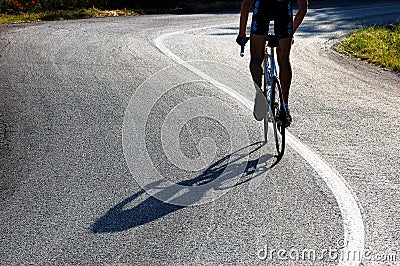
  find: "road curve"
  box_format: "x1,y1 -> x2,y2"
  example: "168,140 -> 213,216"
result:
1,1 -> 399,265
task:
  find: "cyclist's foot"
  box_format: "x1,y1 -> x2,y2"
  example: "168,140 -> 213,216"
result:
253,89 -> 267,121
280,107 -> 292,127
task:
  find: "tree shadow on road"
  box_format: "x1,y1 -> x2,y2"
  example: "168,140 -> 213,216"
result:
91,142 -> 279,233
209,2 -> 398,39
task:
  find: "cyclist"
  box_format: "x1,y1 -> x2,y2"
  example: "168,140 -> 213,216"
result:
237,0 -> 308,126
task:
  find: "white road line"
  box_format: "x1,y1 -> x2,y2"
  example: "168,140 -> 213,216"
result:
155,23 -> 364,266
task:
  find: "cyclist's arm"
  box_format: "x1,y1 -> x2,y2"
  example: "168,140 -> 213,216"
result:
239,0 -> 255,37
293,0 -> 308,33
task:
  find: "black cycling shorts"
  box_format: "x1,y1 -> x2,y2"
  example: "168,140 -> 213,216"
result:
251,0 -> 294,38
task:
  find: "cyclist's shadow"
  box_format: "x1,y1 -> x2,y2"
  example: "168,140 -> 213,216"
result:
91,142 -> 278,233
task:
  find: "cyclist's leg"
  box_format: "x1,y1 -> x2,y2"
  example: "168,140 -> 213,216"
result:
274,0 -> 294,105
249,0 -> 270,88
250,33 -> 268,121
276,38 -> 293,126
250,0 -> 270,121
249,33 -> 266,89
277,38 -> 292,104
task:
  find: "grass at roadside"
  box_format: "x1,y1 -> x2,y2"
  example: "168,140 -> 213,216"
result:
336,25 -> 400,73
0,8 -> 136,23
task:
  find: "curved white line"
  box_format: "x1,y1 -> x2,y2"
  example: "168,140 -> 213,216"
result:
155,23 -> 364,266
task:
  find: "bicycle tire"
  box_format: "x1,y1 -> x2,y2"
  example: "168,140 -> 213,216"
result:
272,77 -> 285,157
263,55 -> 272,145
263,89 -> 269,144
264,114 -> 269,144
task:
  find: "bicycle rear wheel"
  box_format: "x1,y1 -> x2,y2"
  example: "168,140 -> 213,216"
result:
271,77 -> 285,157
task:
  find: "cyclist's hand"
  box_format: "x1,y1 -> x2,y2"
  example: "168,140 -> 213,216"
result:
236,35 -> 249,47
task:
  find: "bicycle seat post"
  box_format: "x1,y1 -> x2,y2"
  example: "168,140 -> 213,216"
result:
266,34 -> 279,48
265,34 -> 278,81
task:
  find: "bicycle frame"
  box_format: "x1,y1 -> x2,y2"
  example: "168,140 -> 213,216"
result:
262,35 -> 285,157
263,42 -> 278,122
264,47 -> 278,89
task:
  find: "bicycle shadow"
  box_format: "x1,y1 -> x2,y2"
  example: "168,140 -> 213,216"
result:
91,142 -> 279,233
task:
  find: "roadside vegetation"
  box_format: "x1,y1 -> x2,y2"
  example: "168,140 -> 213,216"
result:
0,0 -> 241,23
337,24 -> 400,73
0,7 -> 135,23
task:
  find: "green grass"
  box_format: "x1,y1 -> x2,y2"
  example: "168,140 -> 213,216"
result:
0,8 -> 136,23
337,25 -> 400,73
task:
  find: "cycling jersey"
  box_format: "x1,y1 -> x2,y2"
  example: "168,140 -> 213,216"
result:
251,0 -> 294,38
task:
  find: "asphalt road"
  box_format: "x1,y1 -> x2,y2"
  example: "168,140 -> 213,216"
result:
1,1 -> 399,265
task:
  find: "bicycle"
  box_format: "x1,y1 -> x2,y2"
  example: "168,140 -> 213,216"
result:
240,34 -> 287,158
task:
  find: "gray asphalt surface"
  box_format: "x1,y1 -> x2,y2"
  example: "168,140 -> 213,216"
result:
1,0 -> 399,265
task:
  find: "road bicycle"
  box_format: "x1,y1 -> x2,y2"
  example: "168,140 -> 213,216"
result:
240,34 -> 286,158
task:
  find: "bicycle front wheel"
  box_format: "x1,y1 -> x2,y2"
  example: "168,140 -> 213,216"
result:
271,78 -> 285,158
